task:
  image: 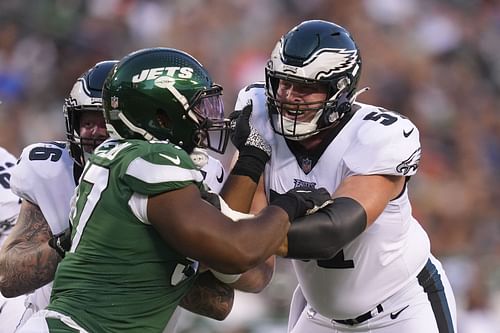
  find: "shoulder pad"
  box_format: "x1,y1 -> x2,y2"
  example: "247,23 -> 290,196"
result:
343,104 -> 421,176
10,141 -> 75,234
201,155 -> 226,193
122,141 -> 204,196
11,142 -> 73,202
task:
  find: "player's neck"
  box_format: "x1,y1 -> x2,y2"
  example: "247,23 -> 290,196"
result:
296,135 -> 324,150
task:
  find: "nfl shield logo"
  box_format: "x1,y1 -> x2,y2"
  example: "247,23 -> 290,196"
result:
301,158 -> 312,173
111,96 -> 119,109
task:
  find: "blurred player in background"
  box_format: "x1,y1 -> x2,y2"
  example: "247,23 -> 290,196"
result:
0,145 -> 24,333
224,20 -> 457,333
0,60 -> 119,330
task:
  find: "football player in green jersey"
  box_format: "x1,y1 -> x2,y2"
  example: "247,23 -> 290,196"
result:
0,60 -> 247,332
17,48 -> 332,333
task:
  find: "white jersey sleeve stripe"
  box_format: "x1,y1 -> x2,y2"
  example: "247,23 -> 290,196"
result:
128,193 -> 149,225
125,157 -> 203,184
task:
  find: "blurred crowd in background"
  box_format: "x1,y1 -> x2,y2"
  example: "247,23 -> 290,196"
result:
1,0 -> 499,332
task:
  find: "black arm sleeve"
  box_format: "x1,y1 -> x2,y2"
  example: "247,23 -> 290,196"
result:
286,197 -> 367,260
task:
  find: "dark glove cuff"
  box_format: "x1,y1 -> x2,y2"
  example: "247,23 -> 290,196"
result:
231,147 -> 269,183
48,236 -> 67,258
270,194 -> 299,221
48,229 -> 71,259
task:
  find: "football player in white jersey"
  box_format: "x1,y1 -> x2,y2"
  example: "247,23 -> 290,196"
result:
0,61 -> 119,329
0,146 -> 25,333
224,20 -> 457,333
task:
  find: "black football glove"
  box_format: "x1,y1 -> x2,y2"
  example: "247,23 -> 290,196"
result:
48,227 -> 72,259
270,187 -> 333,221
229,101 -> 271,183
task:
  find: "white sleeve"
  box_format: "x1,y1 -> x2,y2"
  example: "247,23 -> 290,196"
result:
10,142 -> 76,234
201,156 -> 226,193
0,147 -> 20,223
128,193 -> 150,224
343,113 -> 421,176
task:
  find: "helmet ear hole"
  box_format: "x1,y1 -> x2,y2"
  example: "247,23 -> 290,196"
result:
335,93 -> 351,116
337,77 -> 350,91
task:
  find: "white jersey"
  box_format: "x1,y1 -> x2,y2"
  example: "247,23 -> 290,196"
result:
0,146 -> 25,333
0,147 -> 21,226
235,84 -> 431,319
10,142 -> 77,236
195,151 -> 227,194
9,141 -> 78,317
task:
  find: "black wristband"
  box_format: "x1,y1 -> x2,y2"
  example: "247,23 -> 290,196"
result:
48,228 -> 72,259
231,147 -> 269,183
48,236 -> 67,258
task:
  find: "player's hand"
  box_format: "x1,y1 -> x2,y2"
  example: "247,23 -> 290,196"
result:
270,187 -> 333,221
48,228 -> 72,258
229,100 -> 271,160
229,100 -> 272,183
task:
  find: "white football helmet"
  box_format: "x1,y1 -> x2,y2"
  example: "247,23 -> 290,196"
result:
266,20 -> 362,140
63,60 -> 118,167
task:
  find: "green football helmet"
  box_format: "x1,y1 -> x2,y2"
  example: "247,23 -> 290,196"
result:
102,47 -> 230,154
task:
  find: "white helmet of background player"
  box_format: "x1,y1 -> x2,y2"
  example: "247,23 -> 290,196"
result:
63,60 -> 118,167
265,20 -> 362,140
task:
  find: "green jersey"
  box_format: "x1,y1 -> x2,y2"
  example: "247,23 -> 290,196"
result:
48,139 -> 204,332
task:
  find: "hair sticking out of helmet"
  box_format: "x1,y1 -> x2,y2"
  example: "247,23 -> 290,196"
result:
102,47 -> 231,154
265,20 -> 363,140
64,60 -> 119,167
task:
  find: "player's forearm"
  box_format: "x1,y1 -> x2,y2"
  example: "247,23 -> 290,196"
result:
0,201 -> 60,297
205,206 -> 289,274
179,271 -> 234,321
219,174 -> 259,213
229,256 -> 275,293
0,243 -> 59,297
285,197 -> 367,259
